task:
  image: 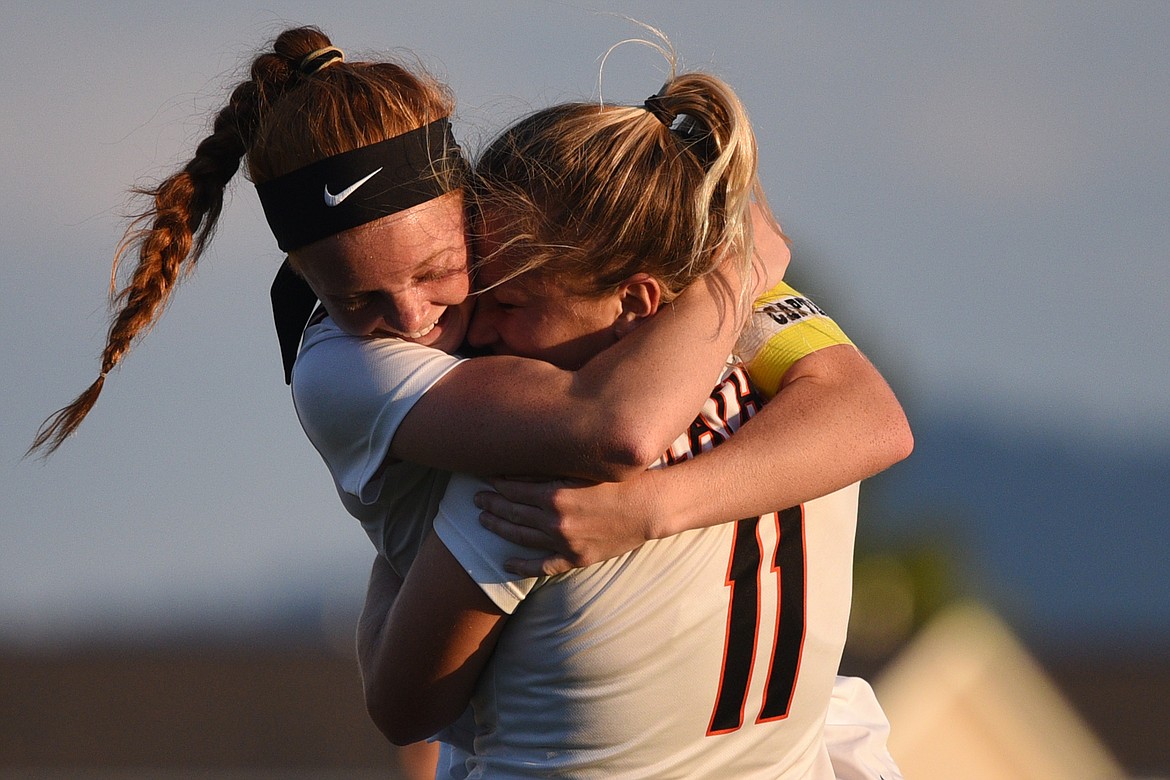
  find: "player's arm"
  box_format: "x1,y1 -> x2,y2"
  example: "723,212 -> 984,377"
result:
642,341 -> 910,532
355,559 -> 443,775
391,204 -> 786,482
358,536 -> 506,746
475,286 -> 912,575
635,282 -> 912,534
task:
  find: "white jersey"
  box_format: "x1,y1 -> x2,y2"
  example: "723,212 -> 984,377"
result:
438,676 -> 902,780
291,309 -> 902,780
291,314 -> 465,576
433,366 -> 862,779
824,676 -> 903,780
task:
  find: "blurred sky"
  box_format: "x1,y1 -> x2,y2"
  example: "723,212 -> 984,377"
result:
2,2 -> 1168,648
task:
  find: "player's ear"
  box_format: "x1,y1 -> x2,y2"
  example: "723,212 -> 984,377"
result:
612,273 -> 662,339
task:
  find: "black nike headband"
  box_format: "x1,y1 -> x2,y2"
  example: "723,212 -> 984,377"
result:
260,117 -> 467,384
255,117 -> 466,252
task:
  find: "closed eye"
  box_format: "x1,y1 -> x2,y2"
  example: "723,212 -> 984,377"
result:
418,269 -> 458,284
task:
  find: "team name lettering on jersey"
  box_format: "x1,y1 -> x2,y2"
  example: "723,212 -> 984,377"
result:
662,367 -> 761,466
757,294 -> 829,329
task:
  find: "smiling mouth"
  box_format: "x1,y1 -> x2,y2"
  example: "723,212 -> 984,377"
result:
382,312 -> 442,341
403,319 -> 439,339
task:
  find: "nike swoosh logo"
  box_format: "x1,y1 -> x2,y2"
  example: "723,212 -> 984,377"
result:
323,167 -> 383,207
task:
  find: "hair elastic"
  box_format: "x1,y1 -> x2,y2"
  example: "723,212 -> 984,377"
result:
644,84 -> 716,166
299,46 -> 345,75
643,83 -> 675,126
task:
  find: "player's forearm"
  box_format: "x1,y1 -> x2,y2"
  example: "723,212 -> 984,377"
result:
575,205 -> 789,475
392,269 -> 745,482
567,271 -> 748,477
357,556 -> 406,737
363,533 -> 506,745
652,345 -> 912,538
393,218 -> 792,483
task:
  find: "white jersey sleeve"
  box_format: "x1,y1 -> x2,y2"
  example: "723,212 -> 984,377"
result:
432,473 -> 544,614
291,316 -> 465,573
292,316 -> 464,504
737,280 -> 854,399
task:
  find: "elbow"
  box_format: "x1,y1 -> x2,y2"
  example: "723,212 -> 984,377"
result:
878,405 -> 915,471
857,368 -> 914,472
361,654 -> 436,746
890,415 -> 915,465
368,710 -> 430,747
568,392 -> 682,480
592,412 -> 682,479
364,680 -> 439,746
589,431 -> 663,481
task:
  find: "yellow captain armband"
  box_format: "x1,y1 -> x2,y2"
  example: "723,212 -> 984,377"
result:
735,280 -> 853,399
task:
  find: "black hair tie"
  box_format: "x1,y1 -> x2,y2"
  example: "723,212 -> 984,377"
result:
644,85 -> 716,168
643,83 -> 675,126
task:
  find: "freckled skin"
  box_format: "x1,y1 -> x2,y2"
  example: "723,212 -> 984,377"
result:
468,261 -> 622,370
291,191 -> 474,355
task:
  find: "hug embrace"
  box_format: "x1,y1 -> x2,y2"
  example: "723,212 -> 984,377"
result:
35,24 -> 912,780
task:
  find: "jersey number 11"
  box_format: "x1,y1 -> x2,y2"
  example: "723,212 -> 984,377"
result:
707,506 -> 806,735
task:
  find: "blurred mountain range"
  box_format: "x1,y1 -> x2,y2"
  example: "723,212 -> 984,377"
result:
862,405 -> 1170,657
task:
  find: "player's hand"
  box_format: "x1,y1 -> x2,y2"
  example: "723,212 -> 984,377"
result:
475,477 -> 661,577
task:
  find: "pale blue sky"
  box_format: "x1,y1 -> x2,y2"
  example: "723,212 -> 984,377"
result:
3,2 -> 1167,645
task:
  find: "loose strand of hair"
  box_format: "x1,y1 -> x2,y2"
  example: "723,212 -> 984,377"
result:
595,18 -> 677,109
675,72 -> 759,313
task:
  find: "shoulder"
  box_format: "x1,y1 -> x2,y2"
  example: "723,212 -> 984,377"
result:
293,317 -> 465,417
297,317 -> 463,388
290,317 -> 466,498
